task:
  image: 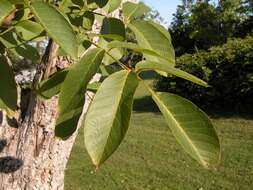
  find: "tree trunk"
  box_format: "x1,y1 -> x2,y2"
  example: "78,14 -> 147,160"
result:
0,1 -> 136,189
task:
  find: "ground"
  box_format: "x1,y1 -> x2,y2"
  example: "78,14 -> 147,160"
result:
65,78 -> 253,190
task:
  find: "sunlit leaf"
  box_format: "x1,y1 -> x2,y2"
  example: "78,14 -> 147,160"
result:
123,2 -> 150,22
107,41 -> 168,60
136,60 -> 208,87
98,38 -> 124,65
84,70 -> 139,166
15,20 -> 44,41
151,92 -> 220,168
30,1 -> 78,58
129,20 -> 175,65
104,0 -> 122,13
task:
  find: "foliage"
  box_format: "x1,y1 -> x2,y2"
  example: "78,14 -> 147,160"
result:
0,0 -> 220,169
155,36 -> 253,110
170,0 -> 253,56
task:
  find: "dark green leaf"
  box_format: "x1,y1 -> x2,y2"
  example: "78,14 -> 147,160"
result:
87,0 -> 109,8
55,48 -> 105,139
37,70 -> 68,99
0,54 -> 17,116
82,11 -> 95,30
101,17 -> 126,42
0,32 -> 40,62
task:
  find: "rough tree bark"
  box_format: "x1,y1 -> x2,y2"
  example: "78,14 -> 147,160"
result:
0,40 -> 97,190
0,1 -> 137,189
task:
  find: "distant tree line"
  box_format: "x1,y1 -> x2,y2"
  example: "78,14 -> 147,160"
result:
170,0 -> 253,56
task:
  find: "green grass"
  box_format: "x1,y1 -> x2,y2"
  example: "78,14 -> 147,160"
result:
65,79 -> 253,190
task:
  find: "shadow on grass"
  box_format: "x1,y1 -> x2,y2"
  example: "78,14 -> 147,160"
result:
205,107 -> 253,120
133,95 -> 253,121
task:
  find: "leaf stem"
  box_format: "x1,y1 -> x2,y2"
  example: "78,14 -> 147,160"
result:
0,27 -> 14,36
90,41 -> 130,71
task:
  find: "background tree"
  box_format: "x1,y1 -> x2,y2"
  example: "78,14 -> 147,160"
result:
156,0 -> 253,111
170,0 -> 253,56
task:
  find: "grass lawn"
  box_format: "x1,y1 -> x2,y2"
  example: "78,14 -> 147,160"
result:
65,79 -> 253,190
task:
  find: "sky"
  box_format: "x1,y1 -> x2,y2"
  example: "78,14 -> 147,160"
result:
143,0 -> 182,26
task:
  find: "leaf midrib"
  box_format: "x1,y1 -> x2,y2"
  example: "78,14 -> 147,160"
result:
126,3 -> 139,22
152,92 -> 208,167
129,22 -> 173,63
30,2 -> 77,58
98,71 -> 130,164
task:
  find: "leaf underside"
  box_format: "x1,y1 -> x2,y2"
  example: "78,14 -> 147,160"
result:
152,92 -> 220,168
84,70 -> 139,166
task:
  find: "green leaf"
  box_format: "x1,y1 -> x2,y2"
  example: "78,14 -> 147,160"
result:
37,70 -> 100,99
101,17 -> 126,42
0,0 -> 14,25
30,1 -> 78,59
10,0 -> 24,4
98,38 -> 124,65
129,20 -> 175,65
14,7 -> 30,22
136,61 -> 208,87
151,92 -> 220,168
0,54 -> 17,116
84,70 -> 139,166
15,20 -> 44,41
60,0 -> 81,12
104,0 -> 122,14
67,11 -> 94,30
36,70 -> 68,99
82,11 -> 95,30
87,0 -> 109,8
55,48 -> 105,139
78,40 -> 92,58
0,32 -> 40,62
107,41 -> 168,60
123,2 -> 150,23
87,82 -> 101,92
71,0 -> 84,7
99,64 -> 117,77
